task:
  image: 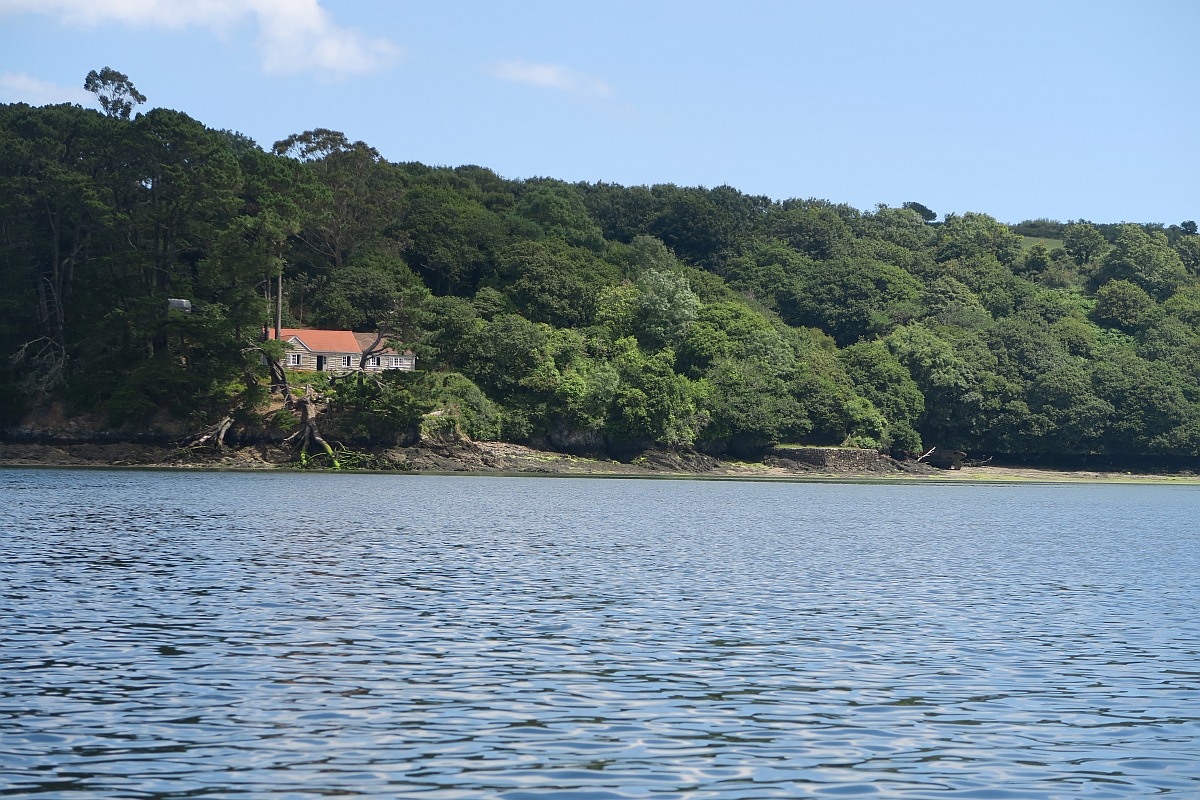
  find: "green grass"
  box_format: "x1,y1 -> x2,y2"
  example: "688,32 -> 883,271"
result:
1019,236 -> 1064,251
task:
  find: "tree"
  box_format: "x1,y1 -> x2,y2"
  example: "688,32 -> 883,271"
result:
935,212 -> 1023,266
401,182 -> 505,294
491,241 -> 603,328
648,184 -> 762,267
1026,364 -> 1112,454
1062,222 -> 1107,266
311,255 -> 429,333
770,203 -> 854,260
902,201 -> 937,223
84,67 -> 146,119
513,183 -> 604,251
1019,243 -> 1053,277
607,337 -> 703,448
273,129 -> 407,272
838,340 -> 925,452
698,359 -> 810,451
1174,236 -> 1200,274
861,205 -> 936,252
783,256 -> 922,346
633,269 -> 700,349
0,103 -> 116,390
676,301 -> 791,376
1094,224 -> 1188,300
1093,280 -> 1156,332
886,323 -> 988,449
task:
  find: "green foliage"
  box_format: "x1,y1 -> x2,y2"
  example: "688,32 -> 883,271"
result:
607,337 -> 703,448
1093,280 -> 1157,332
902,201 -> 937,223
936,212 -> 1023,267
1163,285 -> 1200,327
462,313 -> 557,401
514,183 -> 605,251
328,370 -> 435,444
1174,237 -> 1200,277
698,359 -> 810,450
771,203 -> 854,260
5,94 -> 1200,463
403,371 -> 503,441
676,301 -> 791,376
1062,222 -> 1107,266
490,240 -> 613,328
632,269 -> 700,349
839,340 -> 924,452
1095,224 -> 1188,300
921,276 -> 991,330
783,256 -> 922,345
1010,218 -> 1065,239
84,67 -> 146,119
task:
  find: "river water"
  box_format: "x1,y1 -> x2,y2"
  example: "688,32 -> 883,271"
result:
1,468 -> 1198,798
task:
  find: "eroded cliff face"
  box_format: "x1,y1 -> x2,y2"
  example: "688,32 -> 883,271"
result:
4,401 -> 190,444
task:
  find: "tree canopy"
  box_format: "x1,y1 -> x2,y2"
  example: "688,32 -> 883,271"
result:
3,88 -> 1200,462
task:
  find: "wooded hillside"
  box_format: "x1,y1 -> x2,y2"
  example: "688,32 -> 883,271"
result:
4,90 -> 1200,460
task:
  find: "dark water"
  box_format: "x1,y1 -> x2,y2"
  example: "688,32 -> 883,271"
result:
2,469 -> 1199,798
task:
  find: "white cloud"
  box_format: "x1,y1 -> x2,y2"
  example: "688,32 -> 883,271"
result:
252,0 -> 400,77
0,0 -> 401,78
489,60 -> 613,97
0,72 -> 93,105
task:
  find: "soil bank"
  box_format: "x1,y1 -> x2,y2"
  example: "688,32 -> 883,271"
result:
2,440 -> 1198,485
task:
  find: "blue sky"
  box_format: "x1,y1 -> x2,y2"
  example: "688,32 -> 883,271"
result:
2,0 -> 1197,225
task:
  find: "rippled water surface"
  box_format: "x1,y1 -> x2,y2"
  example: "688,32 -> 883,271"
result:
2,469 -> 1199,798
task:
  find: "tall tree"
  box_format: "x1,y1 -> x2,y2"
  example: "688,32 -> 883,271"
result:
273,129 -> 407,272
84,67 -> 146,120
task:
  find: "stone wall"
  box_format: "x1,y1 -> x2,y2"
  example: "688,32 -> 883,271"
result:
764,446 -> 889,472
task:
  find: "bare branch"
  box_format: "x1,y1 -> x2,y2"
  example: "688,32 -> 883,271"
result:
9,337 -> 68,393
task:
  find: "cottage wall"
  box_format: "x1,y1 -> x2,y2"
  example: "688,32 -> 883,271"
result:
286,351 -> 358,372
285,350 -> 415,372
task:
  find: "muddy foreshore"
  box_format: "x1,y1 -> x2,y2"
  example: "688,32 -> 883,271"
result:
0,439 -> 913,477
3,438 -> 1199,485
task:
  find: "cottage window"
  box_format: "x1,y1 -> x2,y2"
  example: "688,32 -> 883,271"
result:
342,355 -> 353,368
286,353 -> 302,367
366,356 -> 381,368
388,356 -> 401,368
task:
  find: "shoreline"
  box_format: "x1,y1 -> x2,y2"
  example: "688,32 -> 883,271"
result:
2,440 -> 1198,485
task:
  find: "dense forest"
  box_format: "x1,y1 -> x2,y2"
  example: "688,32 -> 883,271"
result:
4,74 -> 1200,462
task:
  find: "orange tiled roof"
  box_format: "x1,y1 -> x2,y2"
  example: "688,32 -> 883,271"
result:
352,332 -> 398,355
268,328 -> 363,354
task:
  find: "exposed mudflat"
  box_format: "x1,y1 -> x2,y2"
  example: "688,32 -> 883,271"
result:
2,439 -> 1198,484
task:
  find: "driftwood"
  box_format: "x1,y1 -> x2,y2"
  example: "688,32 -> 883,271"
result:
917,446 -> 967,470
184,415 -> 234,450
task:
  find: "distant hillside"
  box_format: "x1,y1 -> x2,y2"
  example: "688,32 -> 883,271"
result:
2,98 -> 1200,462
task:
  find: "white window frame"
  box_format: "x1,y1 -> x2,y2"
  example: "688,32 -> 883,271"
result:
366,356 -> 381,368
286,352 -> 302,367
342,355 -> 353,368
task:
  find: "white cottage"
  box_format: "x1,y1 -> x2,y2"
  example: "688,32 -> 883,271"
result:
267,328 -> 416,372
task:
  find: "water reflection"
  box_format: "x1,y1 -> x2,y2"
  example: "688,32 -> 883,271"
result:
1,470 -> 1199,797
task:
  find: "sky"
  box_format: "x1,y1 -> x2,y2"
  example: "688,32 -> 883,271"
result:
2,0 -> 1197,225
